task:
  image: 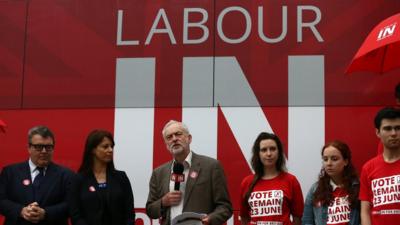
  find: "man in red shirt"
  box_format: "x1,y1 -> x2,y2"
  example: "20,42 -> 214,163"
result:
377,83 -> 400,154
360,107 -> 400,225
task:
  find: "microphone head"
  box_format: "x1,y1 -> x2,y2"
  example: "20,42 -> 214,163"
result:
173,162 -> 184,174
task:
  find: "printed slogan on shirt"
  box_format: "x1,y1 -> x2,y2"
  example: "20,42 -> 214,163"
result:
372,175 -> 400,207
327,196 -> 351,225
249,190 -> 283,217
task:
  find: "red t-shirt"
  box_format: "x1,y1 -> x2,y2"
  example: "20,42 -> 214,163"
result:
326,187 -> 351,225
240,172 -> 304,225
359,155 -> 400,225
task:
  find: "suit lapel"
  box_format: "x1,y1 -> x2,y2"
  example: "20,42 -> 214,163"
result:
161,161 -> 173,222
88,172 -> 102,203
183,153 -> 201,208
20,162 -> 34,203
163,161 -> 173,195
106,170 -> 113,205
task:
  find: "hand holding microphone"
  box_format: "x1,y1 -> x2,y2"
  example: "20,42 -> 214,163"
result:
162,191 -> 182,207
172,162 -> 184,191
162,162 -> 185,207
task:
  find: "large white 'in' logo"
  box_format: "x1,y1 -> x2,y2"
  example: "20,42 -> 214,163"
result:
377,23 -> 396,41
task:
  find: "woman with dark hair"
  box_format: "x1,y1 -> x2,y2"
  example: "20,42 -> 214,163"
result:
69,130 -> 135,225
240,132 -> 304,225
302,140 -> 360,225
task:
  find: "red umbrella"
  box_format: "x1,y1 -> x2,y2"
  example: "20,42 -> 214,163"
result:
0,119 -> 6,133
346,13 -> 400,74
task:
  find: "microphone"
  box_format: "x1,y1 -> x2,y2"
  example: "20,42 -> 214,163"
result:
172,162 -> 184,191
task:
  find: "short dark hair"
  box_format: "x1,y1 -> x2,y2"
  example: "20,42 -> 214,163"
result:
395,82 -> 400,101
28,126 -> 55,145
78,129 -> 115,174
374,107 -> 400,129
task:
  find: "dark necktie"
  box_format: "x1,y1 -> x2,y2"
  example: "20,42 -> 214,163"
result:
33,167 -> 44,188
33,167 -> 44,201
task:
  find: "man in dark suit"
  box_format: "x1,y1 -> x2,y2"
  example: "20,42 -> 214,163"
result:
146,120 -> 232,225
0,126 -> 73,225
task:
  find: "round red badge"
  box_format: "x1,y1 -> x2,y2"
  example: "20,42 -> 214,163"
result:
190,171 -> 198,179
22,179 -> 30,186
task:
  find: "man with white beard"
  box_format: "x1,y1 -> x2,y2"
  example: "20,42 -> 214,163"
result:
146,120 -> 232,225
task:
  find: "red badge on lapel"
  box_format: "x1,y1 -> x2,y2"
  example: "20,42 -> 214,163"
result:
89,186 -> 96,192
22,179 -> 30,186
190,171 -> 198,179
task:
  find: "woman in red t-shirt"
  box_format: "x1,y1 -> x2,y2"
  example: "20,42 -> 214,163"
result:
240,132 -> 304,225
302,140 -> 360,225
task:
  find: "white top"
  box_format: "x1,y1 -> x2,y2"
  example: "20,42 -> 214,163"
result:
170,151 -> 193,222
329,179 -> 341,191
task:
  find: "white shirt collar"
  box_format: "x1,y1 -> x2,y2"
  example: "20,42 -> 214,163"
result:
172,151 -> 192,169
184,151 -> 192,168
28,158 -> 47,172
28,159 -> 36,173
330,179 -> 341,191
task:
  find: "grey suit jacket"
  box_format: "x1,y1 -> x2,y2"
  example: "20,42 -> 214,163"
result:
146,152 -> 232,225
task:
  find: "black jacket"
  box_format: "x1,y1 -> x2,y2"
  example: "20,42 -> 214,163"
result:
68,170 -> 135,225
0,161 -> 73,225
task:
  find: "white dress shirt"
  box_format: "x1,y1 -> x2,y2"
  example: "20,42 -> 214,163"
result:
170,151 -> 192,222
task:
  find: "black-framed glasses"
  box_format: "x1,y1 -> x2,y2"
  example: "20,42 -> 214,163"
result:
29,144 -> 54,152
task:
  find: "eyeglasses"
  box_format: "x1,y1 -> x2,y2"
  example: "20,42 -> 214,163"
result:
29,144 -> 54,152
